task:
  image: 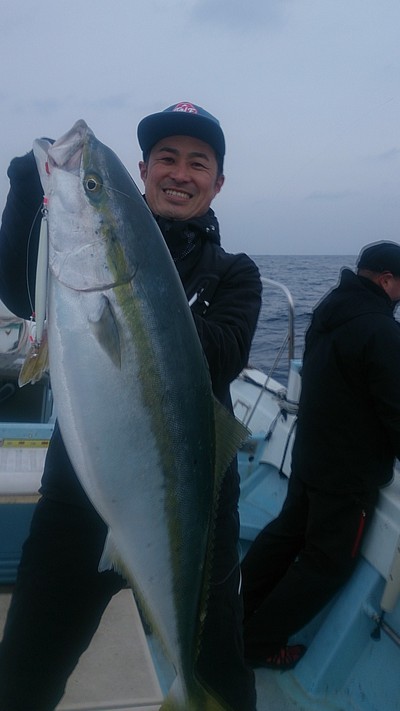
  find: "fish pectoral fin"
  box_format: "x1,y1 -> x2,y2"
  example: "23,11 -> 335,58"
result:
213,397 -> 250,481
98,530 -> 128,579
88,295 -> 121,368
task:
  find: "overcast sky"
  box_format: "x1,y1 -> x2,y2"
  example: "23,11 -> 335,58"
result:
0,0 -> 399,255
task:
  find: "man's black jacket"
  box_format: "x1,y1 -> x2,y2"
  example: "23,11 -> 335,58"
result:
292,268 -> 400,493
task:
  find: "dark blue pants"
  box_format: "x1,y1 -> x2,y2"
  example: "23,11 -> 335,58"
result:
0,498 -> 123,711
0,483 -> 256,711
242,473 -> 378,661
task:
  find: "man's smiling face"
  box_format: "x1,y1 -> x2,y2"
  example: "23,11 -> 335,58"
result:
139,135 -> 224,221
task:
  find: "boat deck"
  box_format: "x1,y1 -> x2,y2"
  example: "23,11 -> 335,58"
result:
0,585 -> 298,711
0,587 -> 163,711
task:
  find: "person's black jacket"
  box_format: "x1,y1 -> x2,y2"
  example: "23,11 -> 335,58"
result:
0,150 -> 262,507
291,268 -> 400,494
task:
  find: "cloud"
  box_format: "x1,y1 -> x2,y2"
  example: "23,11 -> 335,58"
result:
372,147 -> 400,162
306,190 -> 356,202
30,98 -> 66,114
82,95 -> 133,111
191,0 -> 289,31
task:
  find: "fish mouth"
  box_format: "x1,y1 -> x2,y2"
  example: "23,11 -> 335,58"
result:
39,119 -> 90,175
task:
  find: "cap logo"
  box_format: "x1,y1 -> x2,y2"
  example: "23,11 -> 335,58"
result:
173,102 -> 198,114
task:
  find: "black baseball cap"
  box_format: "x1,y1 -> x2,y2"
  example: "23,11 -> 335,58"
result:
137,101 -> 225,173
357,241 -> 400,276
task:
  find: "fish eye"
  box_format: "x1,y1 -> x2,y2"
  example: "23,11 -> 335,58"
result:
84,174 -> 102,194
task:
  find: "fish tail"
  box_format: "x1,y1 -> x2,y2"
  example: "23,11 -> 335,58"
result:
160,675 -> 233,711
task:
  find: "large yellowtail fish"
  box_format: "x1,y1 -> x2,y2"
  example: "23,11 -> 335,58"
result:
27,120 -> 248,710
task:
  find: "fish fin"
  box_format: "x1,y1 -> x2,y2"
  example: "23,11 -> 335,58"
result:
160,675 -> 233,711
18,332 -> 49,387
213,397 -> 250,481
89,295 -> 121,368
98,530 -> 130,580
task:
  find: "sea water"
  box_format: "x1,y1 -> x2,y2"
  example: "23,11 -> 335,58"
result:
249,254 -> 358,383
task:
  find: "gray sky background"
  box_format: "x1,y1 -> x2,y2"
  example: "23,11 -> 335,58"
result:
0,0 -> 399,255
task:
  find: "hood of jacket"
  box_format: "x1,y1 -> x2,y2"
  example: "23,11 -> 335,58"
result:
311,268 -> 395,334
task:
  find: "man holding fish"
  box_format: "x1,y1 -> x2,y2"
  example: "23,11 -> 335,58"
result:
0,103 -> 261,710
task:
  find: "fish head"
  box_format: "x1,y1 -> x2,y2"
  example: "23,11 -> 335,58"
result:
33,120 -> 155,293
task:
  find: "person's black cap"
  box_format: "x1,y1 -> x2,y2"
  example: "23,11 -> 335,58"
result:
357,241 -> 400,276
137,101 -> 225,173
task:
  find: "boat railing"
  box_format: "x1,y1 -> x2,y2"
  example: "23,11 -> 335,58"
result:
260,276 -> 295,365
234,277 -> 297,432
